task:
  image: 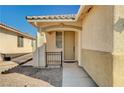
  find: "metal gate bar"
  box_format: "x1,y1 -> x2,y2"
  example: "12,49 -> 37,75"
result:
45,51 -> 63,67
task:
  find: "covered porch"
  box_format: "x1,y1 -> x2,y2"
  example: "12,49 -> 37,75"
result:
44,30 -> 81,63
26,14 -> 82,67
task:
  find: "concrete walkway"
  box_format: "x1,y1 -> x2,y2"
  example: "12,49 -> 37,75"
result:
62,62 -> 97,87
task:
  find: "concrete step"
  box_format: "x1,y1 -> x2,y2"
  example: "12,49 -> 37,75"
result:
12,53 -> 33,65
0,61 -> 18,73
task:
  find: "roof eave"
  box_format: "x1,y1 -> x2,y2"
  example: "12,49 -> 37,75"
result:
0,23 -> 36,40
27,19 -> 77,28
27,19 -> 76,22
75,5 -> 86,21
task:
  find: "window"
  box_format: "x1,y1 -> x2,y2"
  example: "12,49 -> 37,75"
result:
56,32 -> 62,48
31,40 -> 34,47
17,36 -> 24,47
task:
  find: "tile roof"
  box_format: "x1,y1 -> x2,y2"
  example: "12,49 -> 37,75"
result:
0,23 -> 35,40
26,14 -> 76,21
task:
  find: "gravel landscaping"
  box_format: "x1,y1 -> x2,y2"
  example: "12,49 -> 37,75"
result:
5,66 -> 63,87
0,73 -> 52,87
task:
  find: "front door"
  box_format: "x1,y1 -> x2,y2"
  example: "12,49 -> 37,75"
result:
64,31 -> 75,60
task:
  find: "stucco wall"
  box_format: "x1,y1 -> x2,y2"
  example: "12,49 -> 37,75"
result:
81,49 -> 113,86
113,6 -> 124,54
46,31 -> 63,52
82,6 -> 113,52
81,6 -> 114,86
0,29 -> 33,54
0,53 -> 2,61
113,6 -> 124,86
75,31 -> 81,64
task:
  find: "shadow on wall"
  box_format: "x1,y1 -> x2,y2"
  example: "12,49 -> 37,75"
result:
114,18 -> 124,33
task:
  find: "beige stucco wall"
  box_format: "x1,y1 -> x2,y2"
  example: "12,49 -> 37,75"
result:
113,6 -> 124,54
112,6 -> 124,86
0,53 -> 2,61
81,6 -> 114,86
82,6 -> 113,52
81,49 -> 113,86
75,31 -> 82,64
46,31 -> 63,52
0,29 -> 33,54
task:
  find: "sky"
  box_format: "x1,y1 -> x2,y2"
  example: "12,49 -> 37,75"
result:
0,5 -> 80,37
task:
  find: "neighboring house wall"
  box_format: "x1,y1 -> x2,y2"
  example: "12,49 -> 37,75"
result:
32,40 -> 36,52
0,29 -> 34,54
0,53 -> 2,61
81,6 -> 114,86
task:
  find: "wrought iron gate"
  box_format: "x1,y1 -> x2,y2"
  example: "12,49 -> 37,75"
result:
45,51 -> 63,67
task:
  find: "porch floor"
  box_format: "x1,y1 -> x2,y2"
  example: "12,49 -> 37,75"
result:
62,62 -> 97,87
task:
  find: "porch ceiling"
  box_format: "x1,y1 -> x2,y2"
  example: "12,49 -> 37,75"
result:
36,21 -> 82,27
41,23 -> 82,32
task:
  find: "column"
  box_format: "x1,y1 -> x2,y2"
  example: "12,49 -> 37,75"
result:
33,28 -> 46,67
